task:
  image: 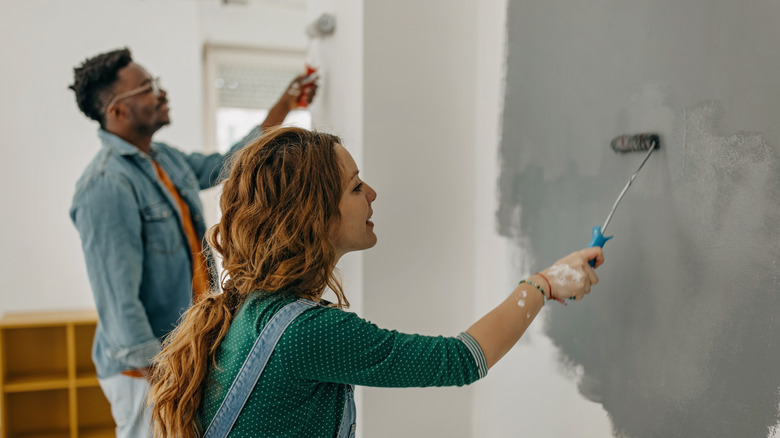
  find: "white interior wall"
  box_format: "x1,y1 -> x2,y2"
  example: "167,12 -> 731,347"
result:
361,1 -> 478,436
0,0 -> 306,314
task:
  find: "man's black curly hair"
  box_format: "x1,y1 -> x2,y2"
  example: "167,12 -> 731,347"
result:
69,48 -> 133,128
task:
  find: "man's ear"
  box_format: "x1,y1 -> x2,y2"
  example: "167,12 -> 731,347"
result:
105,103 -> 124,122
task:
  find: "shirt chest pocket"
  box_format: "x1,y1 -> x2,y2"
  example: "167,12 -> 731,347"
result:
140,200 -> 183,254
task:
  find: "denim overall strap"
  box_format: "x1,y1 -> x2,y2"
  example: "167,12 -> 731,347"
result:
336,384 -> 357,438
203,299 -> 314,438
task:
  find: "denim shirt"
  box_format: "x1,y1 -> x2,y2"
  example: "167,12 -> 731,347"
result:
70,128 -> 260,378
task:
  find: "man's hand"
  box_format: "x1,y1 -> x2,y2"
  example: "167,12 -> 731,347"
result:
261,73 -> 320,130
287,72 -> 319,110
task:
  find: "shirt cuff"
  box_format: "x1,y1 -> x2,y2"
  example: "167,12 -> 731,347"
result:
110,339 -> 162,369
457,332 -> 488,379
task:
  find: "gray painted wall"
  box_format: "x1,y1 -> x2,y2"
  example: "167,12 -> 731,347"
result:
499,1 -> 780,437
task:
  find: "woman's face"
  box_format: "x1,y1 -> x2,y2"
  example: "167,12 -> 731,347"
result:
330,144 -> 377,258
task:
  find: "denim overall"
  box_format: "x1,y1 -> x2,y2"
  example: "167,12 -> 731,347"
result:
203,299 -> 356,438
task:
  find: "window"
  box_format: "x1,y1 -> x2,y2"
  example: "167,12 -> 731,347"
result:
203,45 -> 311,153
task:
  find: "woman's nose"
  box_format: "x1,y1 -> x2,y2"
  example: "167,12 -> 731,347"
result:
366,184 -> 377,203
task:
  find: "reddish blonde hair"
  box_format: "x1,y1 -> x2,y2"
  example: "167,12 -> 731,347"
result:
149,126 -> 346,437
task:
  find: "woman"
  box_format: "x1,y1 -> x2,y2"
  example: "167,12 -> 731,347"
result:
149,127 -> 603,437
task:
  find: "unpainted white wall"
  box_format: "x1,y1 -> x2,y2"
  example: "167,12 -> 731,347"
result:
360,1 -> 478,436
0,0 -> 306,314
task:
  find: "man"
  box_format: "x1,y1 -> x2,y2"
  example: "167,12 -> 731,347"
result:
68,47 -> 316,437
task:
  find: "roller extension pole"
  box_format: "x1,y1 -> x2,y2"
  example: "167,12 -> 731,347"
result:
587,134 -> 660,267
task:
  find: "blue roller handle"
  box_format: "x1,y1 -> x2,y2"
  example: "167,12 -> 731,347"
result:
587,226 -> 613,267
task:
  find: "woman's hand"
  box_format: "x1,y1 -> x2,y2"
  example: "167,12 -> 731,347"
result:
539,247 -> 604,301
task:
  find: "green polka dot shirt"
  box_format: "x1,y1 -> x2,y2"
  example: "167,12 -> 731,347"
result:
198,292 -> 488,437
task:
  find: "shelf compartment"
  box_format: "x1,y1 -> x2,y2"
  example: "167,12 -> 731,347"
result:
5,389 -> 71,437
2,326 -> 69,385
77,386 -> 115,436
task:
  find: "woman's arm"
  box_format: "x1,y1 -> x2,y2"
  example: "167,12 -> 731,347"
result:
465,275 -> 547,369
466,247 -> 604,368
283,248 -> 603,385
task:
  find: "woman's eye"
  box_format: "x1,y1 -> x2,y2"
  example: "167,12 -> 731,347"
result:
353,183 -> 363,193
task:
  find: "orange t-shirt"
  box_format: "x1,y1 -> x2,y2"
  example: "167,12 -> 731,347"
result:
151,161 -> 210,302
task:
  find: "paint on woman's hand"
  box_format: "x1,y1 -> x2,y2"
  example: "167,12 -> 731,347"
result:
547,264 -> 582,286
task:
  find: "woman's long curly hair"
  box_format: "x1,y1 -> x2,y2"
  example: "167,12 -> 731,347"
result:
148,126 -> 346,437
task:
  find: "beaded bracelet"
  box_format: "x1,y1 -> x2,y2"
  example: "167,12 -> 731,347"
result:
534,272 -> 553,298
528,274 -> 567,305
534,272 -> 574,306
518,279 -> 546,305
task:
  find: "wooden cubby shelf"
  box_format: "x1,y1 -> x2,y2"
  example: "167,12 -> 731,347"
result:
0,310 -> 115,437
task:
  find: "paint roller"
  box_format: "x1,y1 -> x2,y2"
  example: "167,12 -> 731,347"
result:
298,13 -> 336,108
587,133 -> 661,266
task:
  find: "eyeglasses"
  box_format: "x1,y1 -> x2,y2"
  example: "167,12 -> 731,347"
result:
105,77 -> 162,110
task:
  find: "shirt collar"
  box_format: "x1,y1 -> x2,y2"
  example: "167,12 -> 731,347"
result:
98,129 -> 158,157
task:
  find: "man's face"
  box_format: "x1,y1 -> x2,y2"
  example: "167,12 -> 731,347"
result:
108,62 -> 170,135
